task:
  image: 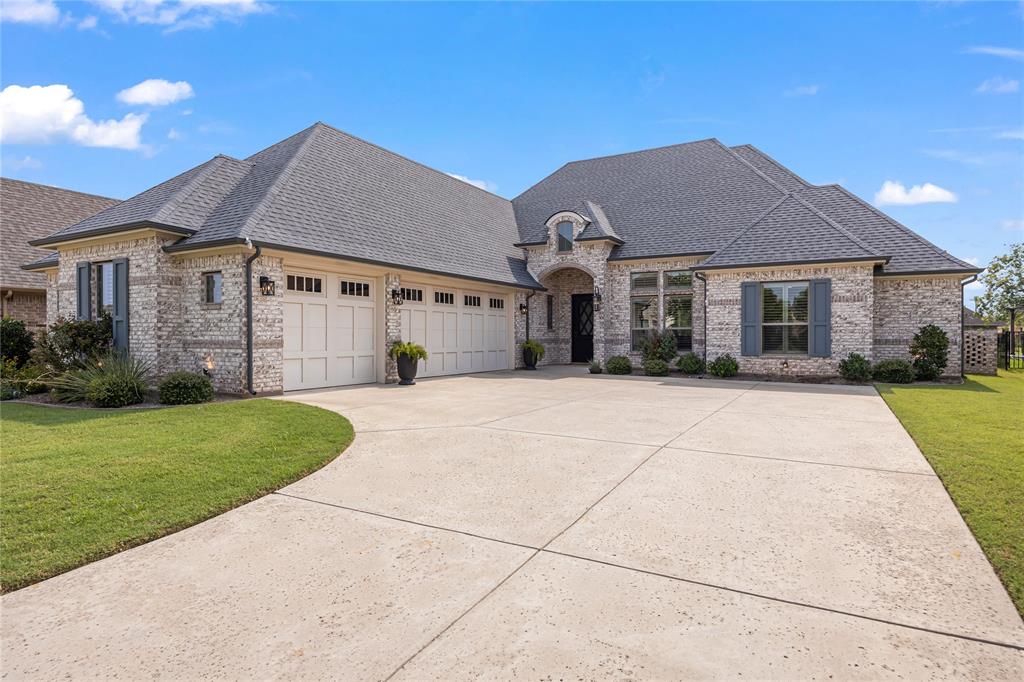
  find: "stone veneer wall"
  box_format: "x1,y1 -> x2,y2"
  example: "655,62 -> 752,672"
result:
384,272 -> 401,383
1,290 -> 47,331
963,326 -> 998,376
705,263 -> 874,376
873,276 -> 962,377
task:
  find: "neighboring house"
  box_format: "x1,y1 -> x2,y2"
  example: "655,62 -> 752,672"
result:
24,123 -> 980,393
1,178 -> 119,332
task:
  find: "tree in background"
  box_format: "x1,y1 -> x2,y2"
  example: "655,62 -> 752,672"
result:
974,243 -> 1024,332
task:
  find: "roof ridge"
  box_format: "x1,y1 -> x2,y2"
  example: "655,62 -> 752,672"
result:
236,124 -> 321,241
788,192 -> 883,258
152,156 -> 236,224
808,184 -> 976,270
0,176 -> 120,203
711,139 -> 788,198
311,121 -> 512,203
730,144 -> 812,189
701,194 -> 791,264
560,138 -> 719,167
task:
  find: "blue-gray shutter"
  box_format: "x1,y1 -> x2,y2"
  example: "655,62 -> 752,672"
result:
76,262 -> 92,320
740,282 -> 760,356
809,278 -> 831,357
112,258 -> 129,350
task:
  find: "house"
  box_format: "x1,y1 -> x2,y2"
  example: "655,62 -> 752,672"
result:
24,122 -> 980,393
1,178 -> 118,332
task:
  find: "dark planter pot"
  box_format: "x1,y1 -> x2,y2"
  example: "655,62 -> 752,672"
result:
397,354 -> 419,385
522,348 -> 538,369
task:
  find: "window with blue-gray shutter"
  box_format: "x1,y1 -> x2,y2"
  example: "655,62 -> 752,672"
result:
112,258 -> 129,350
740,282 -> 760,356
809,279 -> 831,357
76,262 -> 92,320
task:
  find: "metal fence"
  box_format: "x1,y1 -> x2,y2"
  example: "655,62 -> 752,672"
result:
997,330 -> 1024,370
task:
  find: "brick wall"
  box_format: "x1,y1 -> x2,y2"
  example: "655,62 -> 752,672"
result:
705,263 -> 875,376
963,326 -> 998,376
873,276 -> 962,377
1,290 -> 46,331
384,272 -> 401,383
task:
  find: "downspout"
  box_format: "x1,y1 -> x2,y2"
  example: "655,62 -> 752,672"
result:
245,242 -> 262,395
694,272 -> 708,365
524,291 -> 536,341
960,274 -> 978,379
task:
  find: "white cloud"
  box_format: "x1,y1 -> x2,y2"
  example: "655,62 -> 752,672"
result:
0,0 -> 61,24
1003,219 -> 1024,232
964,46 -> 1024,61
995,128 -> 1024,140
77,15 -> 98,29
2,155 -> 43,171
783,84 -> 820,97
167,127 -> 182,140
446,173 -> 496,193
117,79 -> 194,106
964,256 -> 981,266
0,84 -> 147,150
976,76 -> 1020,93
93,0 -> 269,32
921,148 -> 995,166
874,180 -> 958,206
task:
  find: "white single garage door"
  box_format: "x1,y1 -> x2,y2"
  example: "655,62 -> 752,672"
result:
398,284 -> 509,378
283,272 -> 376,390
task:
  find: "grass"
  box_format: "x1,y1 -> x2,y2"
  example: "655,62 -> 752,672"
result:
0,399 -> 353,593
876,370 -> 1024,616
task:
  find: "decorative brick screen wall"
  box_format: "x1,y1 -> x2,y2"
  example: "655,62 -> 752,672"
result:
963,326 -> 998,376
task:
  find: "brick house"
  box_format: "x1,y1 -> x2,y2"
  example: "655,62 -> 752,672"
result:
24,123 -> 979,393
1,178 -> 118,332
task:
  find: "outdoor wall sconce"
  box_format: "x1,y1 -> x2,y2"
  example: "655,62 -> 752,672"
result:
390,288 -> 403,305
593,285 -> 603,310
781,360 -> 789,370
518,303 -> 528,315
259,276 -> 276,296
203,355 -> 215,378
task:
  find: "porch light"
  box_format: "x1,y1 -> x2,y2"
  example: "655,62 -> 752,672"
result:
259,276 -> 276,296
203,355 -> 215,377
391,288 -> 403,305
518,302 -> 528,315
593,285 -> 602,309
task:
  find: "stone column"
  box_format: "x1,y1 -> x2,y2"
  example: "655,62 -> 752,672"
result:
384,273 -> 401,383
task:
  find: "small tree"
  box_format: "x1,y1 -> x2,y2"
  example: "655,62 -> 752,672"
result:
0,317 -> 34,368
974,243 -> 1024,331
909,324 -> 949,381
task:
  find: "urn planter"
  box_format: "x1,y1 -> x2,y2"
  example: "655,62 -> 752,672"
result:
397,354 -> 419,385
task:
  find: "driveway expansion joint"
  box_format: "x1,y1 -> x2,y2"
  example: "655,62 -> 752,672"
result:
661,444 -> 940,477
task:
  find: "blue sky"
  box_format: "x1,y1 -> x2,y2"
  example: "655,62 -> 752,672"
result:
2,1 -> 1022,302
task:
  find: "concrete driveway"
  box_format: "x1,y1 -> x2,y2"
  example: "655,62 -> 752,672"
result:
3,367 -> 1022,679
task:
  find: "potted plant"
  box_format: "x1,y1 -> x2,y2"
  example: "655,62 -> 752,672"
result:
520,339 -> 545,370
589,359 -> 603,374
389,341 -> 428,385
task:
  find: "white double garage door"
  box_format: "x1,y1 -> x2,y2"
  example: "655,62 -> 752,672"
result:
283,269 -> 510,391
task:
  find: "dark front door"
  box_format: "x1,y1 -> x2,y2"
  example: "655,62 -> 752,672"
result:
571,294 -> 594,363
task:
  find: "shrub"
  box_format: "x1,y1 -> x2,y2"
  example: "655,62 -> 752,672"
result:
159,371 -> 214,405
589,359 -> 602,374
1,317 -> 34,368
637,329 -> 677,363
838,352 -> 872,383
872,358 -> 915,384
707,354 -> 739,378
0,359 -> 48,400
909,324 -> 949,381
519,339 -> 545,361
675,352 -> 705,375
605,355 -> 633,375
643,358 -> 669,377
50,351 -> 151,407
388,341 -> 428,361
32,313 -> 112,372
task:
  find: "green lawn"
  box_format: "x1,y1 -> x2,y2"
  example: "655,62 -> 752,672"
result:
1,400 -> 353,592
877,370 -> 1024,616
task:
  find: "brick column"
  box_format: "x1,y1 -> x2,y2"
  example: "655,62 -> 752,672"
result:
384,273 -> 401,383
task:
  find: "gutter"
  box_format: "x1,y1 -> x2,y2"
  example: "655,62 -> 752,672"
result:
245,242 -> 262,395
960,274 -> 978,379
694,271 -> 708,365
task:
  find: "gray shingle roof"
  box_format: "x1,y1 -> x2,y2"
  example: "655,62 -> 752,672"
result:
698,194 -> 884,270
577,201 -> 623,243
2,178 -> 118,289
513,140 -> 978,275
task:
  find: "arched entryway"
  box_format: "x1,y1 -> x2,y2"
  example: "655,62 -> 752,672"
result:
534,264 -> 598,364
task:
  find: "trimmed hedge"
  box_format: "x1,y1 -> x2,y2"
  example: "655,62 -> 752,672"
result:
839,352 -> 872,383
643,358 -> 669,377
872,358 -> 915,384
159,371 -> 215,405
606,356 -> 633,375
910,324 -> 949,381
707,354 -> 739,378
676,352 -> 705,375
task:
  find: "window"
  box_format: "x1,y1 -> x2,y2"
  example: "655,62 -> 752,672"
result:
489,297 -> 505,309
664,270 -> 692,290
761,282 -> 809,354
630,271 -> 658,290
286,275 -> 322,293
557,221 -> 573,252
401,287 -> 423,302
340,280 -> 370,297
204,272 -> 223,304
546,294 -> 554,330
630,297 -> 656,351
464,295 -> 481,307
435,290 -> 455,305
664,296 -> 693,351
95,262 -> 114,315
